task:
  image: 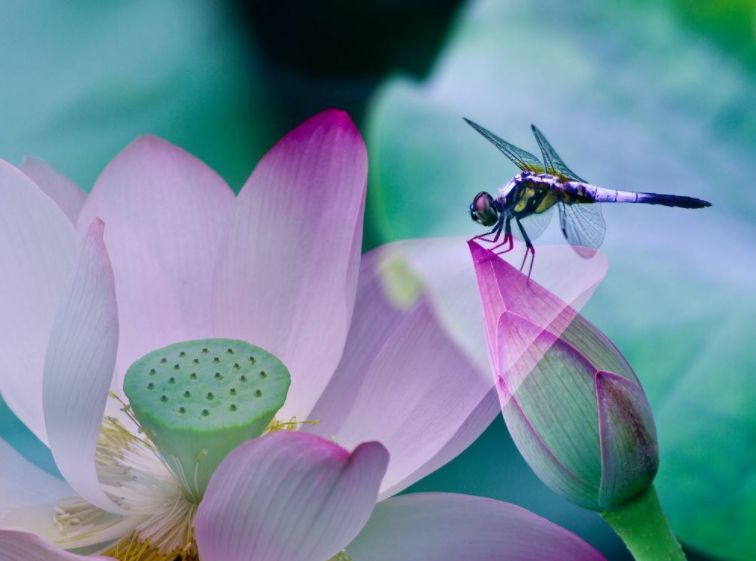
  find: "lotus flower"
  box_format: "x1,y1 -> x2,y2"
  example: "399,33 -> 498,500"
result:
469,240 -> 659,511
0,110 -> 607,561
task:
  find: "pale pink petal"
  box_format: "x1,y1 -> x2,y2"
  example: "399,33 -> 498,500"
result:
306,243 -> 495,498
384,238 -> 492,374
0,160 -> 76,443
0,436 -> 73,538
77,136 -> 234,391
0,437 -> 136,548
0,530 -> 113,561
20,157 -> 86,224
380,389 -> 500,496
195,431 -> 387,561
43,220 -> 122,513
214,110 -> 367,420
346,493 -> 606,561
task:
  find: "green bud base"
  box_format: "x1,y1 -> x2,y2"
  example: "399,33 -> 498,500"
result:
601,485 -> 687,561
124,338 -> 290,498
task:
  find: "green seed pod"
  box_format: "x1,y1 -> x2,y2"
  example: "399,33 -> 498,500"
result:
124,339 -> 290,497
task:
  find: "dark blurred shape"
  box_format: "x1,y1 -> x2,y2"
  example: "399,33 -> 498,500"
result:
234,0 -> 461,124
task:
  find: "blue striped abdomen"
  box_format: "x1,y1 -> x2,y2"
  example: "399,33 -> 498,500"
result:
568,183 -> 711,209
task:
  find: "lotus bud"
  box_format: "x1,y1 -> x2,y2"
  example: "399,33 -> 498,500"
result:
469,241 -> 658,511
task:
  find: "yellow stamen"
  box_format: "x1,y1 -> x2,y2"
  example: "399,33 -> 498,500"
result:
266,416 -> 319,433
102,530 -> 198,561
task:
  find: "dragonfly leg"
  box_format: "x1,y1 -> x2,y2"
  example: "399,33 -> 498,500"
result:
493,216 -> 514,254
515,216 -> 535,280
474,217 -> 504,243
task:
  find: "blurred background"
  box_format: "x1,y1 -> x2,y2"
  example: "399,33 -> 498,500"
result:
1,1 -> 754,559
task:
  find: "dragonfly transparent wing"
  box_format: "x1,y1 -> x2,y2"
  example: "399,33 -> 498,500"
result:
465,118 -> 545,173
530,125 -> 586,182
513,207 -> 554,241
558,202 -> 606,257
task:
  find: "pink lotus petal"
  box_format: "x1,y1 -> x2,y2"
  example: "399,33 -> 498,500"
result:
195,431 -> 387,561
0,160 -> 76,443
19,157 -> 86,224
78,136 -> 234,391
381,389 -> 500,496
306,242 -> 495,498
43,219 -> 122,513
346,493 -> 606,561
214,110 -> 367,421
0,530 -> 112,561
468,240 -> 607,387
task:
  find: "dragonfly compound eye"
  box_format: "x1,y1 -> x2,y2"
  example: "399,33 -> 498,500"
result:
471,191 -> 498,227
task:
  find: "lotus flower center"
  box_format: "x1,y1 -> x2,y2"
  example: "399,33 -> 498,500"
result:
55,339 -> 292,561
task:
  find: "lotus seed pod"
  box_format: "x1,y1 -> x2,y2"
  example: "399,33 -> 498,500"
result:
124,339 -> 290,497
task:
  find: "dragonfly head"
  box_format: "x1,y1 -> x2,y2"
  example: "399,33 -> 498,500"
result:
470,191 -> 499,227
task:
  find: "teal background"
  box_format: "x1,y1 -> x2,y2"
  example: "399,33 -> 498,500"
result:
1,1 -> 754,560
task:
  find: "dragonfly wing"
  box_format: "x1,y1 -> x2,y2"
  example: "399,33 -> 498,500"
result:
558,201 -> 606,257
464,118 -> 545,173
513,208 -> 554,242
531,125 -> 587,182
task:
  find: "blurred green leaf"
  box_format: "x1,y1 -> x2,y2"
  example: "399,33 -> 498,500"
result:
0,0 -> 279,190
368,0 -> 756,559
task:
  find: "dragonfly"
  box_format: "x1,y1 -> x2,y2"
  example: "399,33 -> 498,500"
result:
465,118 -> 711,277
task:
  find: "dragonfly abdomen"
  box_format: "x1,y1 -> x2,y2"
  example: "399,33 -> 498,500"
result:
569,184 -> 711,209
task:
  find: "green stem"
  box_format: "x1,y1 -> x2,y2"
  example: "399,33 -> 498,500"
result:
601,485 -> 687,561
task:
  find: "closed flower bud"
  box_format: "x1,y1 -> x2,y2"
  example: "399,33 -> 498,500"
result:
470,241 -> 658,511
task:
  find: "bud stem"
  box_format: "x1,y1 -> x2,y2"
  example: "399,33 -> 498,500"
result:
601,485 -> 686,561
